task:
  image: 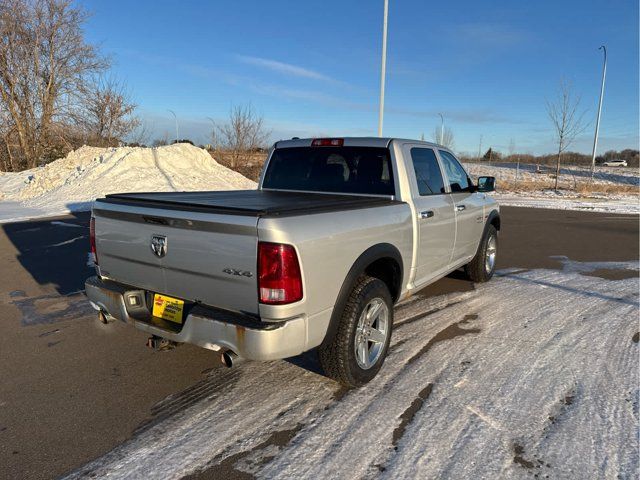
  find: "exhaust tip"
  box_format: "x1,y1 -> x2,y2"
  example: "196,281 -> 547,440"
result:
221,350 -> 240,368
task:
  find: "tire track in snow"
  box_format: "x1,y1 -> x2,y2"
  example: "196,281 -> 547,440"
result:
405,315 -> 481,366
391,383 -> 434,447
183,424 -> 303,479
152,149 -> 178,191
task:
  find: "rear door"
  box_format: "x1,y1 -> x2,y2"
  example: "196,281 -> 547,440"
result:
437,150 -> 485,263
93,204 -> 260,315
403,145 -> 456,286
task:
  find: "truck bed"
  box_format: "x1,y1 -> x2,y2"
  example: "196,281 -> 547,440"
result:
100,190 -> 401,217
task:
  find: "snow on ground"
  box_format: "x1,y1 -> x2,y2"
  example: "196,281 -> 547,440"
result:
0,144 -> 256,223
493,191 -> 640,214
64,259 -> 639,480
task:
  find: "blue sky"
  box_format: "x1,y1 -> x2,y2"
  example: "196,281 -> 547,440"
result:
82,0 -> 638,155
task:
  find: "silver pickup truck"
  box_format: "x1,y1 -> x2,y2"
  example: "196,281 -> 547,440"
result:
86,137 -> 499,386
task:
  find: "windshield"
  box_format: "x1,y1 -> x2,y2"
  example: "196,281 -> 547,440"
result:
262,146 -> 395,196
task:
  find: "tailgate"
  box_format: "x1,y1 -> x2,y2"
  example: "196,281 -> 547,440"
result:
93,202 -> 259,315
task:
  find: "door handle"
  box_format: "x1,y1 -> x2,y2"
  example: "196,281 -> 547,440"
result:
455,204 -> 466,212
419,210 -> 434,219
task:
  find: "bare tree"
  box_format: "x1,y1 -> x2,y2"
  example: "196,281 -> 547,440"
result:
0,0 -> 108,169
128,121 -> 151,147
82,77 -> 139,146
210,104 -> 270,167
431,126 -> 454,149
546,80 -> 588,190
152,131 -> 170,147
0,106 -> 15,171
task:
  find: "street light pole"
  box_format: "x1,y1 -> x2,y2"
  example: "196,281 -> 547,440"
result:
438,113 -> 444,145
168,109 -> 179,143
377,0 -> 389,137
590,45 -> 607,180
206,117 -> 217,149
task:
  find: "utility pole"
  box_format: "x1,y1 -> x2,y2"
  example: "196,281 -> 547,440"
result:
168,109 -> 179,143
377,0 -> 389,137
438,113 -> 444,145
477,135 -> 483,161
590,45 -> 607,181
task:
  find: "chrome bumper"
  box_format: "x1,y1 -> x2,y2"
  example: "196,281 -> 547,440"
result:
84,276 -> 307,361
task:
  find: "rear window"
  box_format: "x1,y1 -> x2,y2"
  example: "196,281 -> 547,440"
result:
262,146 -> 395,196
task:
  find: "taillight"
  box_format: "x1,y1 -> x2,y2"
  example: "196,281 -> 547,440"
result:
311,138 -> 344,147
258,242 -> 303,305
90,217 -> 98,265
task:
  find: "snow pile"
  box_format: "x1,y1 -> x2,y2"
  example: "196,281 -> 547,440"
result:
0,144 -> 257,223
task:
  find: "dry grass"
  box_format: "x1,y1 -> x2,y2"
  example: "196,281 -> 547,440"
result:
573,182 -> 639,196
497,179 -> 557,192
210,151 -> 266,182
498,178 -> 639,197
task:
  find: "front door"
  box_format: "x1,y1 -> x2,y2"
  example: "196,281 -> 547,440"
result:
437,150 -> 485,262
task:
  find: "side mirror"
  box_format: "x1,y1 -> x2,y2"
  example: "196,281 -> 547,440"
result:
477,176 -> 495,192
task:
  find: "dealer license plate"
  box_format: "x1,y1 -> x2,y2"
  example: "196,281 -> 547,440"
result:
152,294 -> 184,324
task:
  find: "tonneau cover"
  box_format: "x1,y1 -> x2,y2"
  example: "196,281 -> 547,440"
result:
100,190 -> 400,217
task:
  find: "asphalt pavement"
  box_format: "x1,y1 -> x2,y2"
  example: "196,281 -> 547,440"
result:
0,207 -> 637,479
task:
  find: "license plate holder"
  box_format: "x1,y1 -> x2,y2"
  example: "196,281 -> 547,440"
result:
152,293 -> 184,324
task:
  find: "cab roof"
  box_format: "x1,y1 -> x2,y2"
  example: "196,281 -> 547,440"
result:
274,137 -> 445,150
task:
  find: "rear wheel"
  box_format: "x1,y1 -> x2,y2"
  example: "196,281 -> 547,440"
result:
464,224 -> 498,282
319,276 -> 393,387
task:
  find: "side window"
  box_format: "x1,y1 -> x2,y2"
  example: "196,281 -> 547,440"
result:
439,150 -> 471,192
410,148 -> 445,196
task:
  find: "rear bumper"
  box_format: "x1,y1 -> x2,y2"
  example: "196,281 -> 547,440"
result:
84,276 -> 307,361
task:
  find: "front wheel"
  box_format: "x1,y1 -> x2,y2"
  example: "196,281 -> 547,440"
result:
318,276 -> 393,387
464,224 -> 498,282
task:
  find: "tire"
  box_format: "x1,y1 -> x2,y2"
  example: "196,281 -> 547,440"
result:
464,224 -> 498,282
318,276 -> 393,387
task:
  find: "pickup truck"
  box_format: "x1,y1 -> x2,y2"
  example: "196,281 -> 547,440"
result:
86,137 -> 499,387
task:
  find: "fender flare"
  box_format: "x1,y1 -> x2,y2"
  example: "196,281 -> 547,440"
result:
484,209 -> 501,234
320,243 -> 403,347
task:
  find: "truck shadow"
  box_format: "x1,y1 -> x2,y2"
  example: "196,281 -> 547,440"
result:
1,207 -> 93,295
285,349 -> 324,376
414,269 -> 475,297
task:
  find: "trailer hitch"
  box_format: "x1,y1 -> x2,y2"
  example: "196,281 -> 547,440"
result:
146,335 -> 180,351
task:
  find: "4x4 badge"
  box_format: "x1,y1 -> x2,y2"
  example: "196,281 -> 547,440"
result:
223,268 -> 253,278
